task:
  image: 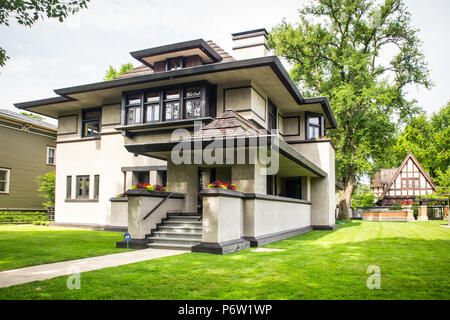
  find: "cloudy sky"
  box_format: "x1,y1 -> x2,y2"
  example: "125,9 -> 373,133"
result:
0,0 -> 448,124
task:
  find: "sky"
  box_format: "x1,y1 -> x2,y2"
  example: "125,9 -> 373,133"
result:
0,0 -> 449,125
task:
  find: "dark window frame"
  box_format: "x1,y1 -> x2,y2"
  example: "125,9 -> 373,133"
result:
66,176 -> 72,199
122,81 -> 212,126
305,112 -> 325,140
94,175 -> 100,199
268,100 -> 278,133
47,146 -> 56,165
165,56 -> 185,71
76,175 -> 90,199
283,177 -> 302,200
82,108 -> 102,138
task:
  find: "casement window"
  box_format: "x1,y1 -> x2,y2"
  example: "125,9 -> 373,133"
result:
267,175 -> 277,196
166,57 -> 184,71
66,176 -> 72,199
76,175 -> 90,199
403,178 -> 419,189
164,89 -> 181,121
306,112 -> 325,140
184,87 -> 202,119
123,82 -> 210,126
82,108 -> 101,137
138,172 -> 149,184
0,168 -> 11,194
47,146 -> 56,165
144,92 -> 161,123
94,175 -> 100,199
268,101 -> 278,133
125,95 -> 142,125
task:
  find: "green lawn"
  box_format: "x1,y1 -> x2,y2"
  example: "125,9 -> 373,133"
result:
0,220 -> 449,300
0,224 -> 131,271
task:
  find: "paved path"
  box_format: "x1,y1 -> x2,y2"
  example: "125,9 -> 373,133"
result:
0,248 -> 186,288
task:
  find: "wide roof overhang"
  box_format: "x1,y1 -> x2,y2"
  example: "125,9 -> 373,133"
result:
124,135 -> 327,179
15,56 -> 337,129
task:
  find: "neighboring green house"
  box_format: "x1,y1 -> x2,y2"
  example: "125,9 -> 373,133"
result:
0,109 -> 57,210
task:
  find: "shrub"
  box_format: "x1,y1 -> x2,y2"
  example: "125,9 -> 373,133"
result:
389,204 -> 403,210
36,171 -> 56,208
0,211 -> 47,224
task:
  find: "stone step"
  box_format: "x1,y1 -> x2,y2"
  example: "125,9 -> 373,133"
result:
166,215 -> 201,220
163,220 -> 203,227
148,237 -> 201,245
152,231 -> 202,239
158,226 -> 202,232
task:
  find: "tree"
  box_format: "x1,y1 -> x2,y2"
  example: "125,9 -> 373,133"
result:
0,0 -> 89,67
21,111 -> 43,120
268,0 -> 431,219
392,101 -> 449,191
352,184 -> 376,209
103,63 -> 134,81
36,171 -> 55,208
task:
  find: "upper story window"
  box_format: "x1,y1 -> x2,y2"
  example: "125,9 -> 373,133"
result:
123,82 -> 210,126
306,112 -> 325,140
82,108 -> 101,137
0,168 -> 10,194
166,57 -> 184,71
268,101 -> 278,133
47,146 -> 56,165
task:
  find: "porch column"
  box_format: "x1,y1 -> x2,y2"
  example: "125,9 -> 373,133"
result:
417,205 -> 428,221
167,160 -> 198,212
231,152 -> 266,194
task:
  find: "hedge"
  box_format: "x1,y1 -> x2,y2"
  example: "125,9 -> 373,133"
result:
0,211 -> 47,224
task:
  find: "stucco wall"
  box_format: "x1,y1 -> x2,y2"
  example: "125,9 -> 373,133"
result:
243,198 -> 311,237
55,133 -> 165,226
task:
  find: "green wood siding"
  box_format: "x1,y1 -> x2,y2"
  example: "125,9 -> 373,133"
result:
0,126 -> 56,209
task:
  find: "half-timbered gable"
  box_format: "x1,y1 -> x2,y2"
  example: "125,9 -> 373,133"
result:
371,152 -> 436,206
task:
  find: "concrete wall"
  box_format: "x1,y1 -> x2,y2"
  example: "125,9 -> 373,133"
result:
110,199 -> 128,227
55,132 -> 165,226
292,141 -> 336,227
243,198 -> 311,238
202,194 -> 243,243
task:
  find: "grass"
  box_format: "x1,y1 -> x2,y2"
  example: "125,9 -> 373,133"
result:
0,220 -> 449,299
0,224 -> 131,271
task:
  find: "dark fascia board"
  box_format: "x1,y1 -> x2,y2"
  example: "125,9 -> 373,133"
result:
14,96 -> 72,109
302,96 -> 338,129
16,56 -> 307,113
232,28 -> 269,38
130,39 -> 222,68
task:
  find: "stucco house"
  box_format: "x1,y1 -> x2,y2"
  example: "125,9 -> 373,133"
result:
370,152 -> 436,206
0,109 -> 57,210
15,29 -> 339,253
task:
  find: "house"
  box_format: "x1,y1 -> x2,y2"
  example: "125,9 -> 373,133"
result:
15,29 -> 339,253
0,109 -> 57,210
370,152 -> 436,206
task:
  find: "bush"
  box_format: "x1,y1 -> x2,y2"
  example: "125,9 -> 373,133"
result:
36,171 -> 55,208
389,204 -> 403,210
0,211 -> 47,224
32,221 -> 51,226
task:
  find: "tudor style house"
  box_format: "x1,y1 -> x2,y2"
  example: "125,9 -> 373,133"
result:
371,152 -> 436,206
0,109 -> 57,210
15,29 -> 339,253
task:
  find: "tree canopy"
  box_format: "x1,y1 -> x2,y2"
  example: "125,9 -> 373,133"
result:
0,0 -> 89,67
268,0 -> 431,218
103,63 -> 134,81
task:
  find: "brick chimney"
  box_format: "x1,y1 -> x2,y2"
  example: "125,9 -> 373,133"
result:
231,28 -> 269,60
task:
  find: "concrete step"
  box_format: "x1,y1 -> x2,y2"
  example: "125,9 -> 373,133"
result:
159,226 -> 202,232
147,242 -> 194,251
152,231 -> 202,239
148,237 -> 201,245
167,215 -> 201,221
163,220 -> 203,227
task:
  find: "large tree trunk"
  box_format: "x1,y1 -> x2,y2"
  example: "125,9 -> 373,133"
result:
338,178 -> 355,220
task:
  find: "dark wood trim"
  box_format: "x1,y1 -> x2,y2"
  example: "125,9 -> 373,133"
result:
312,225 -> 338,231
65,199 -> 99,203
305,111 -> 325,140
124,189 -> 185,199
199,188 -> 244,198
109,197 -> 128,202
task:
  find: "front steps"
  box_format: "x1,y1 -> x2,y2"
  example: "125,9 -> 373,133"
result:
146,213 -> 202,250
